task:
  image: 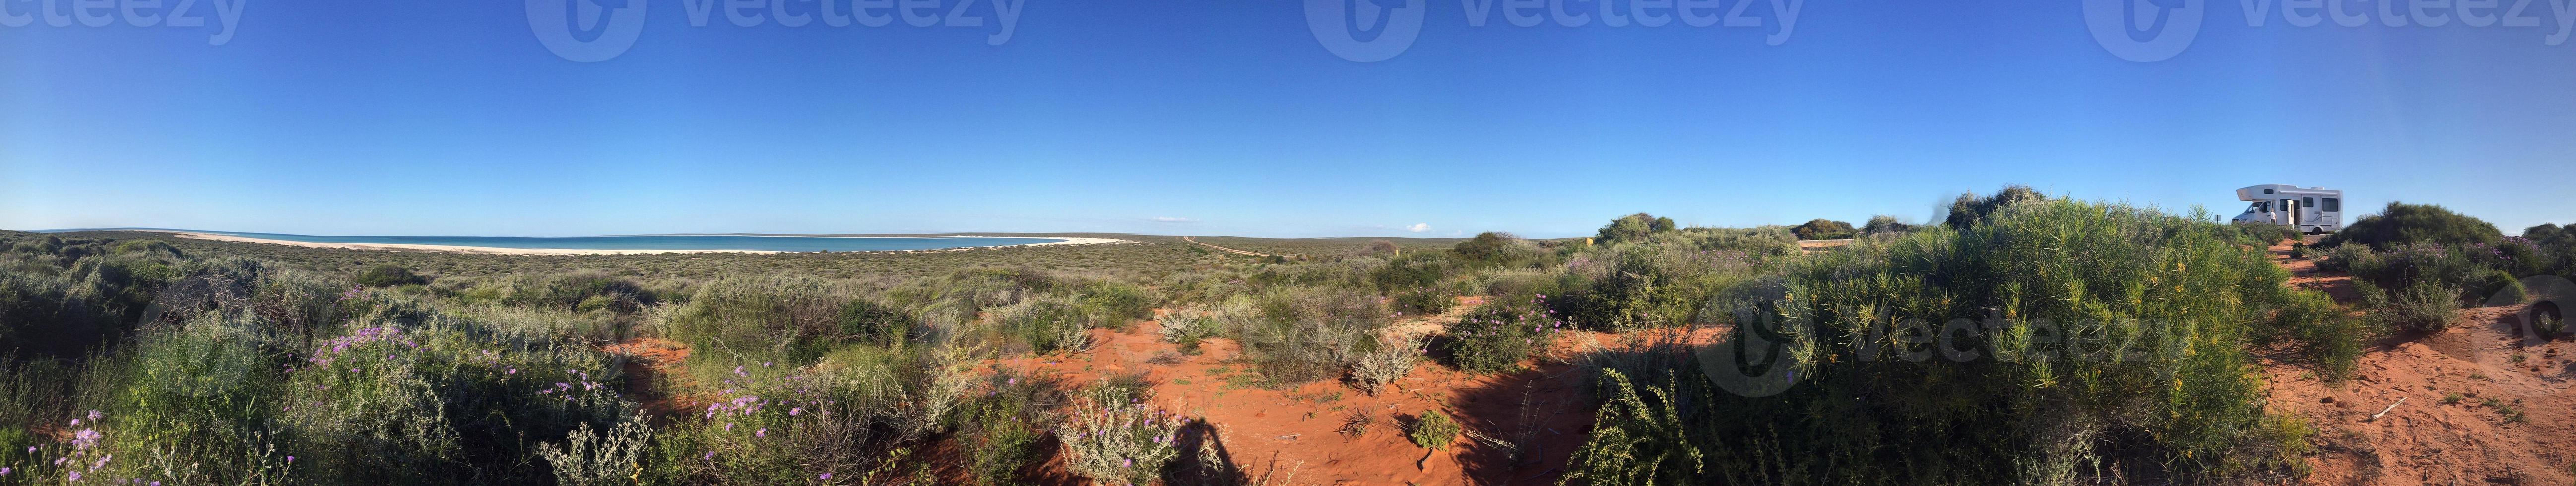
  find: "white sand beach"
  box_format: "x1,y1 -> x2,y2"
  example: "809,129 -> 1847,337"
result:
159,232 -> 1131,256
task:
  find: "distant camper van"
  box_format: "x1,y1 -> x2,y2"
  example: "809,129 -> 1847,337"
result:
2232,184 -> 2344,234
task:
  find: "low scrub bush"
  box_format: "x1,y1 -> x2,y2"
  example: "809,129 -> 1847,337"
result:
1560,198 -> 2319,484
1371,252 -> 1455,292
354,263 -> 427,287
1860,215 -> 1914,236
2260,289 -> 2368,381
1595,213 -> 1680,245
1408,409 -> 1461,450
2469,269 -> 2530,305
2320,202 -> 2503,251
991,294 -> 1089,354
1550,237 -> 1761,331
537,415 -> 653,486
1393,285 -> 1456,315
2315,243 -> 2374,273
1054,382 -> 1184,486
946,369 -> 1067,486
650,344 -> 971,485
1225,286 -> 1387,386
1075,281 -> 1157,331
2344,242 -> 2487,295
1941,185 -> 2046,229
1157,304 -> 1222,352
1439,298 -> 1567,374
2384,281 -> 2463,332
1350,334 -> 1422,396
1789,219 -> 1856,240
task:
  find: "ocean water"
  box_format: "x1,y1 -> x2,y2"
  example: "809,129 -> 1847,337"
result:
182,231 -> 1067,252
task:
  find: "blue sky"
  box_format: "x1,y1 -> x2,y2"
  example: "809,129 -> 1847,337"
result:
4,0 -> 2572,238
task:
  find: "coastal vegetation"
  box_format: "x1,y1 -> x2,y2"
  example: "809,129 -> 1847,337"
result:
0,188 -> 2564,485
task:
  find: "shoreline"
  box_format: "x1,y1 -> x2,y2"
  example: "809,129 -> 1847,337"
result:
155,232 -> 1130,256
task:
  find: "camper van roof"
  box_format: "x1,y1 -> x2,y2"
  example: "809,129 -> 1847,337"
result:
2235,184 -> 2341,201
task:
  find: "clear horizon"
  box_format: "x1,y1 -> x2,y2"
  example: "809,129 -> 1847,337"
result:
7,1 -> 2572,237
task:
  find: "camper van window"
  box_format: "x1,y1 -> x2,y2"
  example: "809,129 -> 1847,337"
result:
2263,189 -> 2276,194
2322,198 -> 2339,212
2303,197 -> 2315,209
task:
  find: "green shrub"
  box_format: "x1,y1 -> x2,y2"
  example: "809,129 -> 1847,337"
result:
2470,269 -> 2530,305
277,314 -> 632,485
2384,280 -> 2462,332
1371,252 -> 1454,291
1393,285 -> 1456,315
2320,202 -> 2503,251
2538,311 -> 2568,340
2345,242 -> 2486,294
1439,299 -> 1564,374
1452,232 -> 1516,264
992,294 -> 1089,354
2262,289 -> 2368,381
354,264 -> 427,287
1226,286 -> 1386,386
1156,304 -> 1222,351
1550,238 -> 1760,331
1408,409 -> 1460,450
1942,185 -> 2046,229
1351,335 -> 1421,396
110,239 -> 183,258
662,276 -> 860,370
1075,281 -> 1157,331
650,342 -> 967,485
1562,198 -> 2319,484
1054,382 -> 1184,486
837,298 -> 916,347
1596,213 -> 1677,244
948,369 -> 1066,486
2230,221 -> 2303,245
2315,243 -> 2375,273
1558,369 -> 1703,486
537,415 -> 653,486
1789,219 -> 1856,240
1860,215 -> 1913,236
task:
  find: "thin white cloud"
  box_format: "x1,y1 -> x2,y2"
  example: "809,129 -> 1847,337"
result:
1151,216 -> 1197,223
1405,223 -> 1430,233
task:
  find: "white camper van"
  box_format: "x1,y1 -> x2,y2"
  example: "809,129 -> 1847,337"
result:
2232,184 -> 2344,234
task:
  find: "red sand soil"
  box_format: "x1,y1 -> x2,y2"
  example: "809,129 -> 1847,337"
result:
2261,238 -> 2576,485
608,297 -> 1608,485
988,297 -> 1606,485
604,337 -> 703,417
